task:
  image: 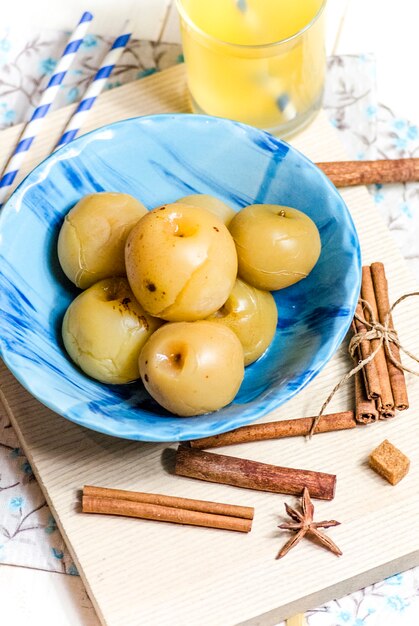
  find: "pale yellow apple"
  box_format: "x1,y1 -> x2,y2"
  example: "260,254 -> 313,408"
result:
125,203 -> 238,321
58,192 -> 147,289
62,277 -> 162,384
139,321 -> 244,416
229,204 -> 321,290
207,278 -> 278,365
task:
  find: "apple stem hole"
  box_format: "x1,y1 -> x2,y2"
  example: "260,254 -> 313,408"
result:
173,218 -> 198,238
169,352 -> 184,371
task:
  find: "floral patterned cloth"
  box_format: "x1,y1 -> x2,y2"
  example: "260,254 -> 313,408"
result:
325,54 -> 419,280
0,30 -> 419,625
0,395 -> 77,574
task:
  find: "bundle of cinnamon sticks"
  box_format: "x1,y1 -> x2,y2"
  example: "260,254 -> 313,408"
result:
353,262 -> 409,423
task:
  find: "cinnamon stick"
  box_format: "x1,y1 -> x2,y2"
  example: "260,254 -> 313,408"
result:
350,317 -> 379,423
354,369 -> 379,424
82,495 -> 252,532
316,158 -> 419,187
188,411 -> 356,450
83,485 -> 254,520
175,446 -> 336,500
376,402 -> 396,420
352,302 -> 381,399
370,262 -> 409,410
361,266 -> 394,411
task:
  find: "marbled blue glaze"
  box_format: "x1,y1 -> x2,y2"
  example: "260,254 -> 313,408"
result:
0,115 -> 361,441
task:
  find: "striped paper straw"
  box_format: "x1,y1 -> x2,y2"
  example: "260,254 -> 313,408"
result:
55,26 -> 131,149
0,11 -> 93,208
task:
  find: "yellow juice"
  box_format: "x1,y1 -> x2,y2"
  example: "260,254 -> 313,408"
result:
177,0 -> 326,135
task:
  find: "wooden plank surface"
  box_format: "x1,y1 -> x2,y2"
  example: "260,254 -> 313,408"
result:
1,64 -> 419,626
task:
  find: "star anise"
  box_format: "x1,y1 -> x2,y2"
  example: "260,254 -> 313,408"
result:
276,487 -> 342,559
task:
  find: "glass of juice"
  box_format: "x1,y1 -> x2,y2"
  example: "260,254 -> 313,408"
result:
176,0 -> 327,137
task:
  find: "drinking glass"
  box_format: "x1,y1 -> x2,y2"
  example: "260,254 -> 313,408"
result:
176,0 -> 327,137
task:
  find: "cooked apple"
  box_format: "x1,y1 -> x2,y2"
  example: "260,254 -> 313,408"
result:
139,320 -> 244,416
62,277 -> 162,384
58,192 -> 147,289
207,278 -> 277,365
175,193 -> 236,225
229,204 -> 321,290
125,203 -> 238,321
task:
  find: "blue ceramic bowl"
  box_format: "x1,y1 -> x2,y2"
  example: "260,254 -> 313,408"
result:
0,115 -> 361,441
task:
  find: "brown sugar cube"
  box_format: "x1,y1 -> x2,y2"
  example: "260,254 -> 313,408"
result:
369,439 -> 410,485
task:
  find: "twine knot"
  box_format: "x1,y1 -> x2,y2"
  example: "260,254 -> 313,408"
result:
348,301 -> 399,362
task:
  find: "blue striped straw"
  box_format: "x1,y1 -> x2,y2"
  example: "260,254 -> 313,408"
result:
55,26 -> 131,149
0,11 -> 93,208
